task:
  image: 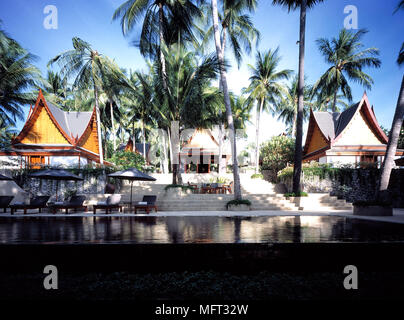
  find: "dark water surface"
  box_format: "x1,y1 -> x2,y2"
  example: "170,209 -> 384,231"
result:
1,215 -> 404,244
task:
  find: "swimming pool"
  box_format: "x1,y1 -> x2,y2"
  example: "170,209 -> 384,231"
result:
1,215 -> 404,244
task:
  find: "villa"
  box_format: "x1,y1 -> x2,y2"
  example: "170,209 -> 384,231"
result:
303,93 -> 404,166
0,90 -> 103,168
180,128 -> 231,173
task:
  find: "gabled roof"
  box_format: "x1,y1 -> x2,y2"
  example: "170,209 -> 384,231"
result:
46,101 -> 92,141
181,129 -> 219,151
13,89 -> 96,145
304,93 -> 388,155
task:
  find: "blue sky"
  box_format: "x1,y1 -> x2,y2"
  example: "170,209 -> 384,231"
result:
0,0 -> 403,145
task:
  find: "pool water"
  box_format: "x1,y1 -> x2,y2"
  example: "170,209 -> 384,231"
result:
1,215 -> 404,244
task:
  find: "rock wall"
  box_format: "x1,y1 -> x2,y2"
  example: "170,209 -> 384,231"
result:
278,169 -> 404,207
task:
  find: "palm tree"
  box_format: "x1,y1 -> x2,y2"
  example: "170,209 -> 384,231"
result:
122,71 -> 154,161
272,0 -> 325,194
152,44 -> 222,184
112,0 -> 201,90
276,76 -> 312,137
211,0 -> 244,200
312,90 -> 349,112
0,23 -> 42,126
0,115 -> 17,148
245,48 -> 292,173
201,0 -> 259,176
48,37 -> 124,164
44,70 -> 71,107
313,28 -> 381,112
377,1 -> 404,197
396,1 -> 404,65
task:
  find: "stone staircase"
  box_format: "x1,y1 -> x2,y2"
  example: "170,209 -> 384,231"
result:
114,175 -> 352,211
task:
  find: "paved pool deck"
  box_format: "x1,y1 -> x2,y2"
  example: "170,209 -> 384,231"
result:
2,208 -> 404,224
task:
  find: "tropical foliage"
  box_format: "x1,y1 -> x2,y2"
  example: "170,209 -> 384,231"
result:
260,135 -> 295,182
0,21 -> 42,126
107,150 -> 146,170
312,28 -> 381,111
245,48 -> 292,173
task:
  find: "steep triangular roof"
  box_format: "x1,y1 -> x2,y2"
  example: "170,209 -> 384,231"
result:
13,90 -> 96,145
182,129 -> 219,151
304,93 -> 388,155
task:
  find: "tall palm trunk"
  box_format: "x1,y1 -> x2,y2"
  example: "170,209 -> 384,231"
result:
255,98 -> 264,174
292,109 -> 297,138
217,27 -> 227,175
211,0 -> 242,200
94,83 -> 104,164
292,0 -> 307,194
142,117 -> 146,162
158,3 -> 168,91
109,100 -> 117,151
332,90 -> 337,112
162,130 -> 169,174
377,75 -> 404,195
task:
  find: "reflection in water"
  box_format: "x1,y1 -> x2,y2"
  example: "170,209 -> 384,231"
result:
0,216 -> 404,244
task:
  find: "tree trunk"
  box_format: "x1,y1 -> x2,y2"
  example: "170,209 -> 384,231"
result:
332,90 -> 337,112
218,27 -> 227,175
377,74 -> 404,195
292,0 -> 307,194
158,3 -> 168,91
211,0 -> 242,200
167,128 -> 176,184
94,84 -> 104,164
142,118 -> 146,162
161,130 -> 169,174
292,109 -> 297,138
255,98 -> 264,174
109,100 -> 117,151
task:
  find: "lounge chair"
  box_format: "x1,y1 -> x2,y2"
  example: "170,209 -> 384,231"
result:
134,195 -> 158,214
49,195 -> 87,214
0,196 -> 14,213
10,196 -> 50,215
93,194 -> 122,214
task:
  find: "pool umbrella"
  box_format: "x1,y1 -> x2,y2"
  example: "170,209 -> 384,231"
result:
108,168 -> 156,209
0,174 -> 13,181
28,169 -> 83,201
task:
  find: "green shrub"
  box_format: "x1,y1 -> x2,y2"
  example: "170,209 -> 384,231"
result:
251,173 -> 263,179
284,192 -> 308,197
107,151 -> 145,170
226,199 -> 251,209
277,161 -> 338,180
260,136 -> 294,182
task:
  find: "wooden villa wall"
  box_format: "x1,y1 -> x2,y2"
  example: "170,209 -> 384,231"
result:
306,123 -> 329,154
78,117 -> 99,155
20,105 -> 69,145
333,110 -> 384,146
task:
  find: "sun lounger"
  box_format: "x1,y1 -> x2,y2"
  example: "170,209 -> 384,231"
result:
10,196 -> 50,215
93,194 -> 122,214
0,196 -> 14,213
134,195 -> 158,214
49,195 -> 87,214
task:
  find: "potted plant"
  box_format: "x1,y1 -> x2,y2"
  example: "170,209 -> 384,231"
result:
226,199 -> 251,211
353,200 -> 393,216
